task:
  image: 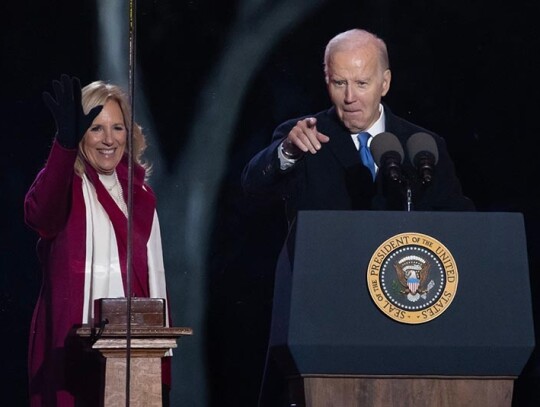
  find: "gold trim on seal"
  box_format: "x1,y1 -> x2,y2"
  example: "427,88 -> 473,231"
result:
366,232 -> 458,324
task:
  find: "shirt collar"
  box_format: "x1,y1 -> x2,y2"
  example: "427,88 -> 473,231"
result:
351,104 -> 386,148
365,104 -> 385,137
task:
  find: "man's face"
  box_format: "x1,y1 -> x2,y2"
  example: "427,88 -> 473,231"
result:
326,47 -> 391,133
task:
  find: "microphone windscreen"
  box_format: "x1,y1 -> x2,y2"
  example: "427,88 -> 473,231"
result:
406,132 -> 439,164
370,132 -> 404,166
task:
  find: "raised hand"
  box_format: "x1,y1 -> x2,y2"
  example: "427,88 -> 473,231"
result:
42,74 -> 103,149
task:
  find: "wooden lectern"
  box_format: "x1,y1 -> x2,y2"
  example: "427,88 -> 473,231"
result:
263,211 -> 535,407
288,376 -> 513,407
77,298 -> 192,407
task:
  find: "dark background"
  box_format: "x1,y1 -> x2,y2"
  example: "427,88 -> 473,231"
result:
2,0 -> 540,405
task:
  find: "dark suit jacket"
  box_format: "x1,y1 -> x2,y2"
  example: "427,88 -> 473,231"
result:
242,104 -> 475,225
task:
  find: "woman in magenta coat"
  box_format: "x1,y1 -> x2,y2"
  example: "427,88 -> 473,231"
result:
24,75 -> 171,406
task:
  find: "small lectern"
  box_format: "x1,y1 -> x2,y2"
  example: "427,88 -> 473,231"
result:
264,211 -> 535,407
77,298 -> 192,407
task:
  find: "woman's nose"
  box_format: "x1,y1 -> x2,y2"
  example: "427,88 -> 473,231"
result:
102,130 -> 114,144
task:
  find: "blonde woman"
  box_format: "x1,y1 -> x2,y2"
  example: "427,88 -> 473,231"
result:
25,74 -> 171,406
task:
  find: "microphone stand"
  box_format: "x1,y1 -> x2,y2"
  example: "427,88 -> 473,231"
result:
406,183 -> 413,212
386,167 -> 413,212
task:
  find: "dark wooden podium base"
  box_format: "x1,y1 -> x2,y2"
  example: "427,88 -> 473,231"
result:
288,375 -> 515,407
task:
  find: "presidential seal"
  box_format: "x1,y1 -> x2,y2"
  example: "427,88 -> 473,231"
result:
366,232 -> 458,324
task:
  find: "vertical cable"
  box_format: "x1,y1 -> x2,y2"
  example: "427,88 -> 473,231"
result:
126,0 -> 137,405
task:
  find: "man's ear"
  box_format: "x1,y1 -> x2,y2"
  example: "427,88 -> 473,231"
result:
381,69 -> 391,96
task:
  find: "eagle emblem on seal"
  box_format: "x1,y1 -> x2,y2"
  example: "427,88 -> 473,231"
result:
394,255 -> 433,302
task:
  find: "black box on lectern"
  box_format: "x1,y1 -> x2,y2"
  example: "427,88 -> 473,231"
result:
268,211 -> 535,377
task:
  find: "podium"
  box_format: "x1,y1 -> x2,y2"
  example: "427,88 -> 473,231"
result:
77,298 -> 193,407
265,211 -> 535,407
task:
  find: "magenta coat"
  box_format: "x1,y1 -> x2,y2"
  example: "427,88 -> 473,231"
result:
24,141 -> 168,406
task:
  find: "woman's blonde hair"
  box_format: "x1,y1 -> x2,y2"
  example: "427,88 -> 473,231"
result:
75,81 -> 150,176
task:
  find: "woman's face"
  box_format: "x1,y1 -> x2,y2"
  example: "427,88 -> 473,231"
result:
82,99 -> 127,174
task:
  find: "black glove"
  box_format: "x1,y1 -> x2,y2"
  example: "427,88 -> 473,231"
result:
42,74 -> 103,149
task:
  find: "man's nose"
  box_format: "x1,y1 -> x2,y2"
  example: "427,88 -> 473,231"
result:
344,85 -> 356,103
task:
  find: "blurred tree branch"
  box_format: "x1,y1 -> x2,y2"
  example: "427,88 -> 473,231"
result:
97,0 -> 327,405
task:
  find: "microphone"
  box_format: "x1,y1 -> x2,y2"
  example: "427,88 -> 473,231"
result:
370,132 -> 405,183
406,132 -> 439,184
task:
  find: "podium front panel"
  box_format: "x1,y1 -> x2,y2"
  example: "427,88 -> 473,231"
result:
279,211 -> 534,376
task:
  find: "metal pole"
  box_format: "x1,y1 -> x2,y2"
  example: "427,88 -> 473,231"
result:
125,0 -> 137,405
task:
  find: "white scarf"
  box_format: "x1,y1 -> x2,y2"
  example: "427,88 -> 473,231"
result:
81,172 -> 169,327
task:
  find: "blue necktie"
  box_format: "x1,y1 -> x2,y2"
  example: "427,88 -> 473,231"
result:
358,132 -> 376,180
